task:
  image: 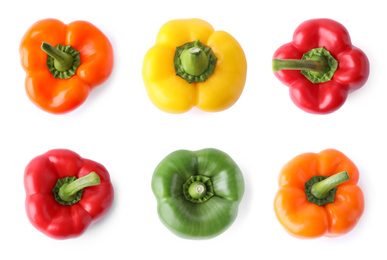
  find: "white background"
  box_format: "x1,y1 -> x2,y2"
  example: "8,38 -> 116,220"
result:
1,0 -> 385,259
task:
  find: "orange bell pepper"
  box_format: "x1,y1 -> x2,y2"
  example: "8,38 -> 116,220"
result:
20,18 -> 114,114
274,149 -> 364,239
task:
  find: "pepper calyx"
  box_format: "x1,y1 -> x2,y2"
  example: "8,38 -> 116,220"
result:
183,175 -> 214,203
41,42 -> 81,79
174,40 -> 217,83
301,47 -> 338,83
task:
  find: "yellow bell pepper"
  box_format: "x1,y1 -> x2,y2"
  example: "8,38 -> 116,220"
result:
142,18 -> 247,113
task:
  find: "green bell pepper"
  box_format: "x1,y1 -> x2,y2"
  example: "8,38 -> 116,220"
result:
151,148 -> 245,239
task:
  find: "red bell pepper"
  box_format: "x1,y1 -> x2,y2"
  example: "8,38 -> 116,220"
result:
272,18 -> 369,114
24,149 -> 114,239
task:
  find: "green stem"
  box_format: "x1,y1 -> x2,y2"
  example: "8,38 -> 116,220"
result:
41,42 -> 74,72
180,47 -> 209,76
188,181 -> 207,199
272,47 -> 338,84
311,171 -> 349,199
58,172 -> 100,202
272,58 -> 327,73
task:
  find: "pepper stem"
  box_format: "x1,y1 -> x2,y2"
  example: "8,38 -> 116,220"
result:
188,181 -> 207,199
180,47 -> 209,76
272,58 -> 327,73
311,171 -> 349,199
58,172 -> 100,202
41,42 -> 74,72
272,47 -> 338,83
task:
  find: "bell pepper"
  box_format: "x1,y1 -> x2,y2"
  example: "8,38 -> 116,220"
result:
142,18 -> 247,113
20,18 -> 114,114
24,149 -> 114,239
151,148 -> 245,239
274,149 -> 364,239
272,18 -> 369,114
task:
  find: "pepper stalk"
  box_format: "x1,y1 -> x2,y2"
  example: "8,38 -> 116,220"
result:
53,172 -> 101,206
41,42 -> 81,79
305,171 -> 349,206
272,47 -> 338,83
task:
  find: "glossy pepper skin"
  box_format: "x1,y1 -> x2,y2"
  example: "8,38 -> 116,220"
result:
274,149 -> 364,239
152,148 -> 245,239
24,149 -> 114,239
142,18 -> 247,113
272,18 -> 369,114
20,18 -> 114,114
